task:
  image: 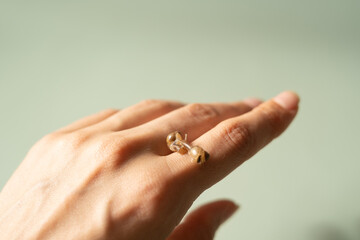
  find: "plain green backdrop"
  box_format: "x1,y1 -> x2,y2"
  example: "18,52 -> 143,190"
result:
1,0 -> 360,239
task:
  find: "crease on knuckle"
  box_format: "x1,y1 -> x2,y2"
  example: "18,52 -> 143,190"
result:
186,103 -> 220,121
222,121 -> 254,160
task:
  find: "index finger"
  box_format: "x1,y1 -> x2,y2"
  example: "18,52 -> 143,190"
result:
167,91 -> 299,190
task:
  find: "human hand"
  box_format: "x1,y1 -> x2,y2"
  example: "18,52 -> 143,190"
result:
0,91 -> 299,240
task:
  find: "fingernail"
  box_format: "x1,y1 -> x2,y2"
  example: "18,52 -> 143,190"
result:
273,91 -> 299,112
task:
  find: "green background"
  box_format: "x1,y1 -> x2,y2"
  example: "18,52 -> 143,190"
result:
1,0 -> 359,239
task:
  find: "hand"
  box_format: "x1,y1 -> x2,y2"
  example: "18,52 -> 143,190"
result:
0,91 -> 299,240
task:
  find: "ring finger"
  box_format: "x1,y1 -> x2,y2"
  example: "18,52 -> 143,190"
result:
135,98 -> 262,155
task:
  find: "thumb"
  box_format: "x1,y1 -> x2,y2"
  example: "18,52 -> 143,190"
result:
167,200 -> 239,240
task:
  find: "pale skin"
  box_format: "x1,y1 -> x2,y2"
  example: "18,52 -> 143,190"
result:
0,91 -> 299,240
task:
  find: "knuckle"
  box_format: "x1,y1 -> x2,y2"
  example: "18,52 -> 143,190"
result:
94,134 -> 134,168
139,99 -> 163,107
221,120 -> 255,159
153,100 -> 175,111
102,108 -> 119,114
185,103 -> 220,121
56,131 -> 90,150
140,99 -> 177,111
66,131 -> 89,146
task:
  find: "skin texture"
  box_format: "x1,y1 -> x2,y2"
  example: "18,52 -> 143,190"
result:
0,91 -> 299,240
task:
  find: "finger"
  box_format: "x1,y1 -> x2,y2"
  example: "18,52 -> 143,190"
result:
138,99 -> 262,155
167,91 -> 299,188
96,100 -> 185,131
57,109 -> 119,133
167,200 -> 239,240
242,97 -> 263,108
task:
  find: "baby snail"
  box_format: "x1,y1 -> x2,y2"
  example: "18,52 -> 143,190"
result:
166,131 -> 210,164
